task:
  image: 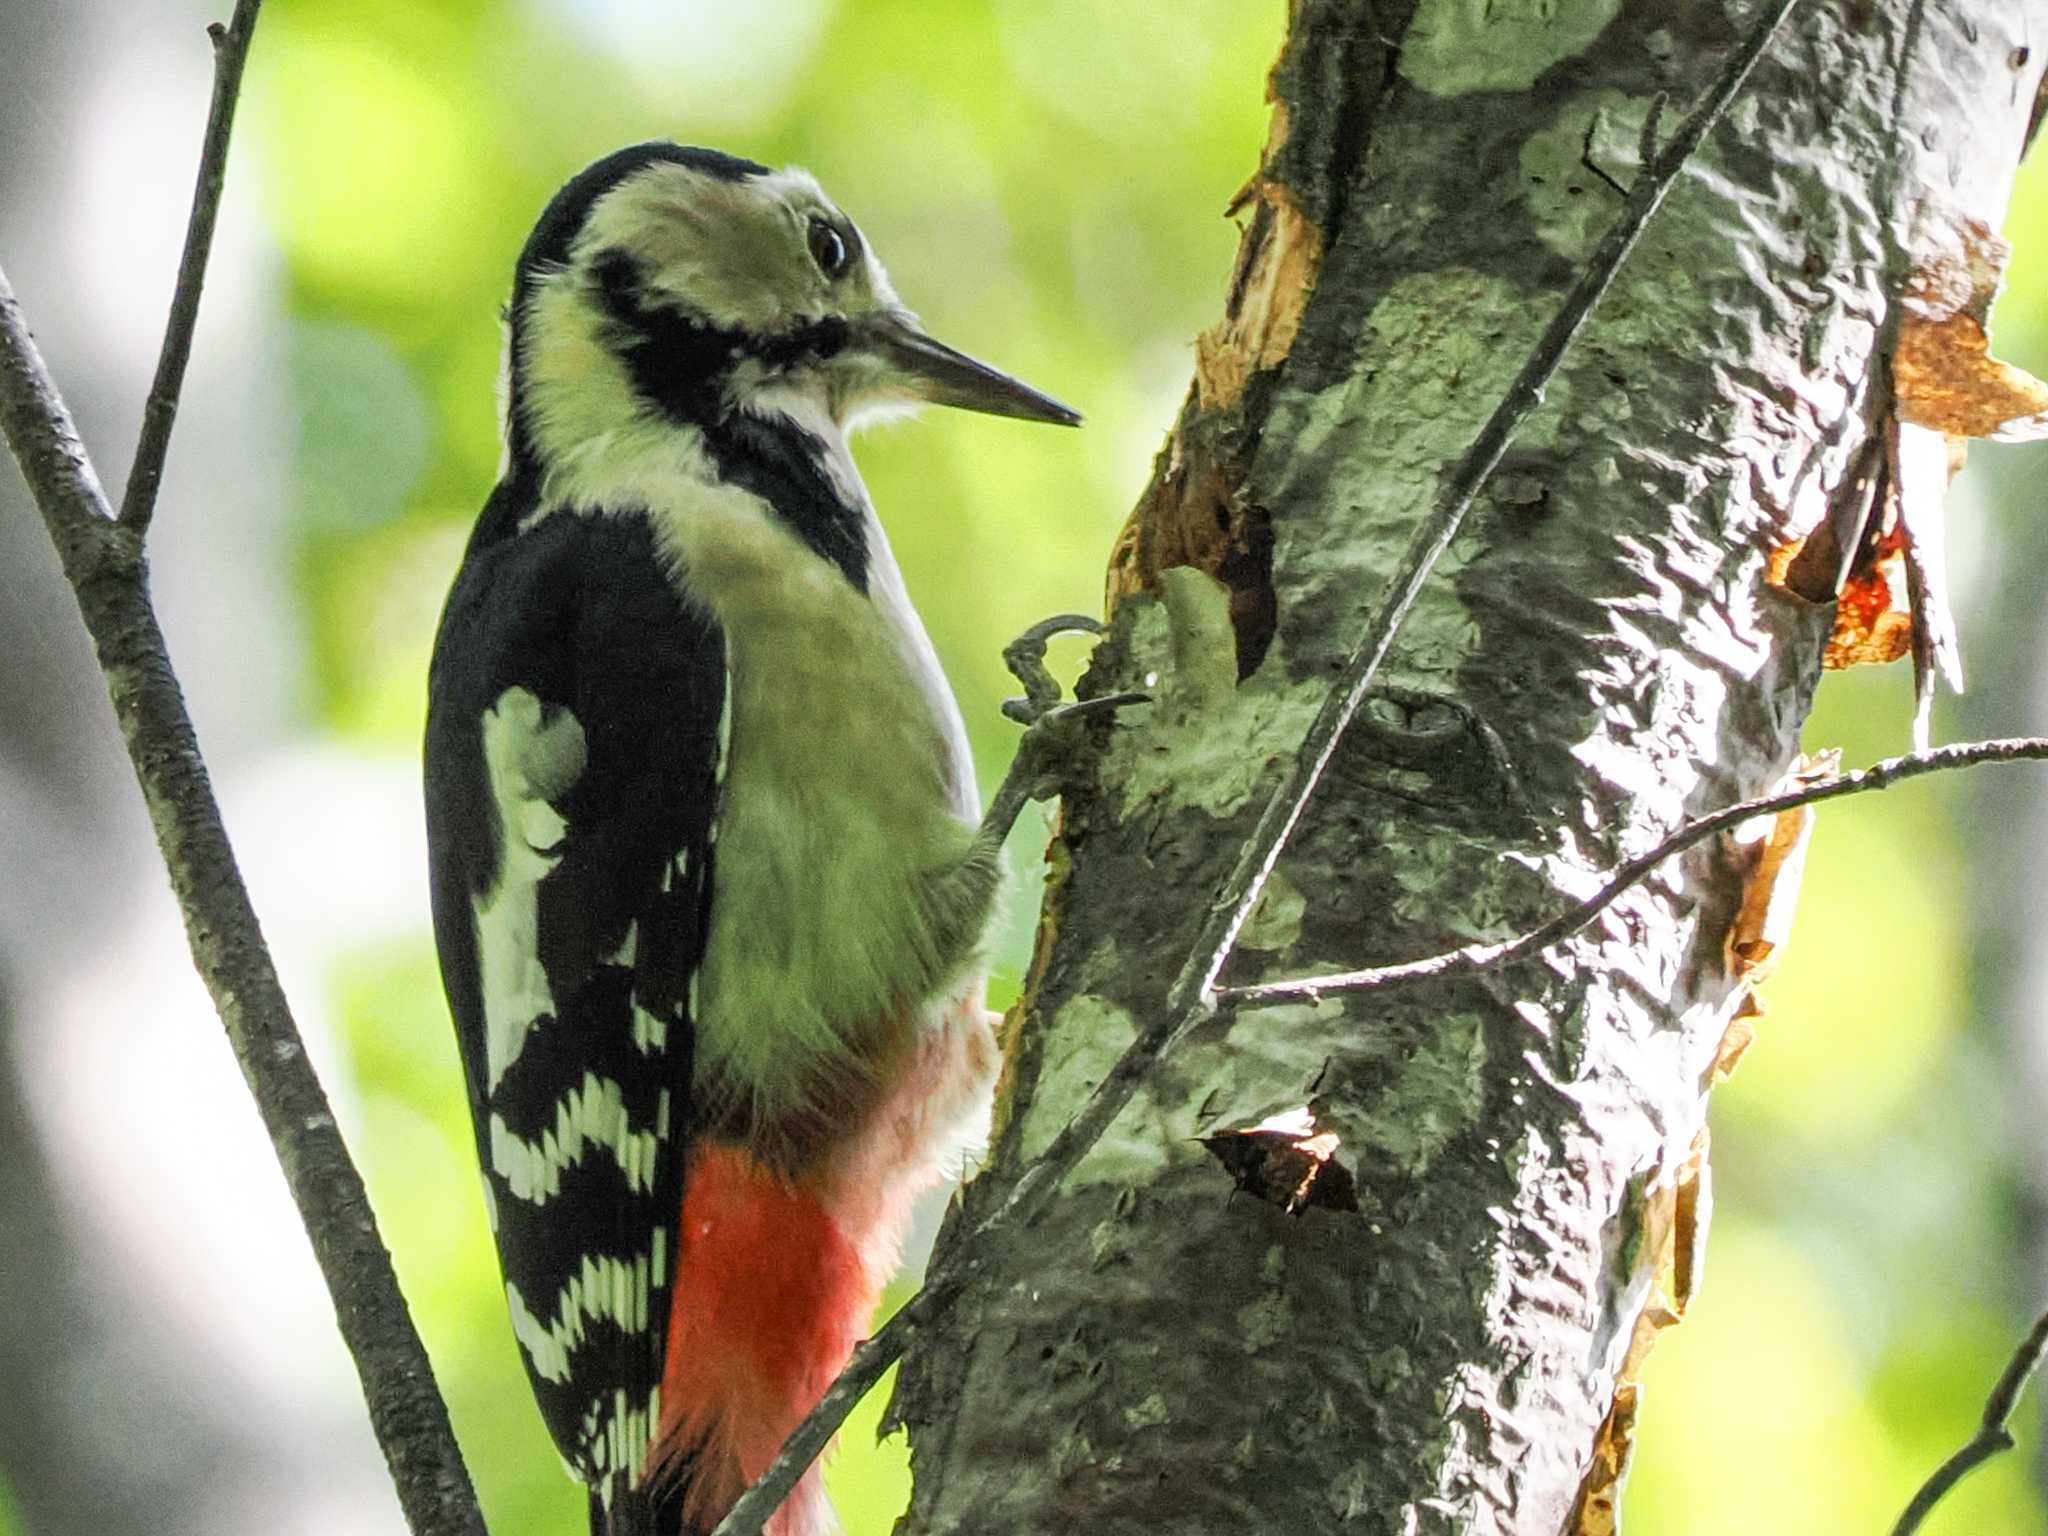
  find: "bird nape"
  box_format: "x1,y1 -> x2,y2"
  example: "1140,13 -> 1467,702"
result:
423,140 -> 1079,1536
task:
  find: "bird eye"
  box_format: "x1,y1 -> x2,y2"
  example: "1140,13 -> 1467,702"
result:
807,216 -> 852,279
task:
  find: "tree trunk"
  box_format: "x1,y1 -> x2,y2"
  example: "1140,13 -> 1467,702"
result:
891,2 -> 2045,1531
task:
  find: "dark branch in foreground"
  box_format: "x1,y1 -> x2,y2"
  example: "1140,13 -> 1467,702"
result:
118,0 -> 262,532
1890,1307 -> 2048,1536
1219,736 -> 2048,1009
0,268 -> 488,1536
708,3 -> 1804,1532
0,11 -> 487,1530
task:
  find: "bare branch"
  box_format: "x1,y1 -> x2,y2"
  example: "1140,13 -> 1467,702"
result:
709,1294 -> 940,1536
1,263 -> 487,1536
1180,0 -> 1804,1017
1218,736 -> 2048,1010
1890,1307 -> 2048,1536
709,3 -> 1805,1531
0,9 -> 488,1519
117,0 -> 262,531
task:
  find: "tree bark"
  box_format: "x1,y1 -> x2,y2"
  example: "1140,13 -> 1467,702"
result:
892,2 -> 2046,1531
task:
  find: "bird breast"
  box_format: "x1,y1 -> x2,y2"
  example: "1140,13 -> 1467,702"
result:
641,452 -> 985,1161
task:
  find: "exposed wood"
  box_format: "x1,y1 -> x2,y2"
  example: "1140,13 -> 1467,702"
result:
892,3 -> 2048,1531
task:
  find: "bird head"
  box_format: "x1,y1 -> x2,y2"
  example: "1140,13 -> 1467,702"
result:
503,142 -> 1078,475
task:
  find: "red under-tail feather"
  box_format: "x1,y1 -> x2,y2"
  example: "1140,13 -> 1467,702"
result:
604,1143 -> 875,1536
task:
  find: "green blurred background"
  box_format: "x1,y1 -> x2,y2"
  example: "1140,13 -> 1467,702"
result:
2,1 -> 2046,1531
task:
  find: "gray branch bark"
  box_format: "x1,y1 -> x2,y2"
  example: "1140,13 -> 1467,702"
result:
891,2 -> 2045,1531
0,268 -> 485,1536
0,11 -> 487,1524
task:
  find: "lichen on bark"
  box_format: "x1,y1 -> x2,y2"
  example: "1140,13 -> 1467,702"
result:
891,3 -> 2048,1532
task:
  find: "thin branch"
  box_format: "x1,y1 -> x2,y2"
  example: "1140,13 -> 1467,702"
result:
1,265 -> 487,1536
1179,0 -> 1804,1017
0,19 -> 487,1525
1890,1307 -> 2048,1536
710,3 -> 1804,1531
1219,736 -> 2048,1010
117,0 -> 262,531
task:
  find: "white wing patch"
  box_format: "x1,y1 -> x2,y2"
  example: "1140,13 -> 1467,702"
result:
489,1071 -> 662,1203
505,1249 -> 657,1385
475,686 -> 588,1092
607,918 -> 672,1053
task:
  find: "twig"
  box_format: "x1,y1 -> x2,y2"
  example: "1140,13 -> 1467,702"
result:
709,3 -> 1804,1531
1218,736 -> 2048,1009
1580,109 -> 1630,199
1,262 -> 487,1536
1181,0 -> 1802,1018
1890,1307 -> 2048,1536
711,1284 -> 952,1536
0,19 -> 488,1531
117,0 -> 261,531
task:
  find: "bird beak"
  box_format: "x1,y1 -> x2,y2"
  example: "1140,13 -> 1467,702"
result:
861,312 -> 1081,426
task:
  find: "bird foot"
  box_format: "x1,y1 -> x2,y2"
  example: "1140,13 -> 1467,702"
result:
978,615 -> 1147,846
1001,613 -> 1107,726
1007,692 -> 1150,802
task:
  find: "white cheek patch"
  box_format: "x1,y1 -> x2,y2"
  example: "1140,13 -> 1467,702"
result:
476,686 -> 588,1092
580,161 -> 850,335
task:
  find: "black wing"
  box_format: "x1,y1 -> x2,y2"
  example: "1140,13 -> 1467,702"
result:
425,482 -> 724,1496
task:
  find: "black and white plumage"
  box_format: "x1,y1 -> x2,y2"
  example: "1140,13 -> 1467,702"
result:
424,143 -> 1077,1535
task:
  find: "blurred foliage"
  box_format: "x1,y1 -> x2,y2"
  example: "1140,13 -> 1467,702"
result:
225,0 -> 2048,1529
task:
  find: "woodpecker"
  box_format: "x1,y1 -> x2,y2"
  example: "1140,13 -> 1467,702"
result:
424,142 -> 1081,1536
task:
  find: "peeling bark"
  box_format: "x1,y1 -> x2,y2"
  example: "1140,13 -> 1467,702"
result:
894,2 -> 2046,1531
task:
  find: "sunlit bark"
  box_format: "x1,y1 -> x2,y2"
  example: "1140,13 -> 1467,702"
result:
894,3 -> 2046,1531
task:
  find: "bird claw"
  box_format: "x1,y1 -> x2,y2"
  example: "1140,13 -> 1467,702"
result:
1001,613 -> 1105,726
992,614 -> 1149,804
974,617 -> 1149,846
1009,690 -> 1150,802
